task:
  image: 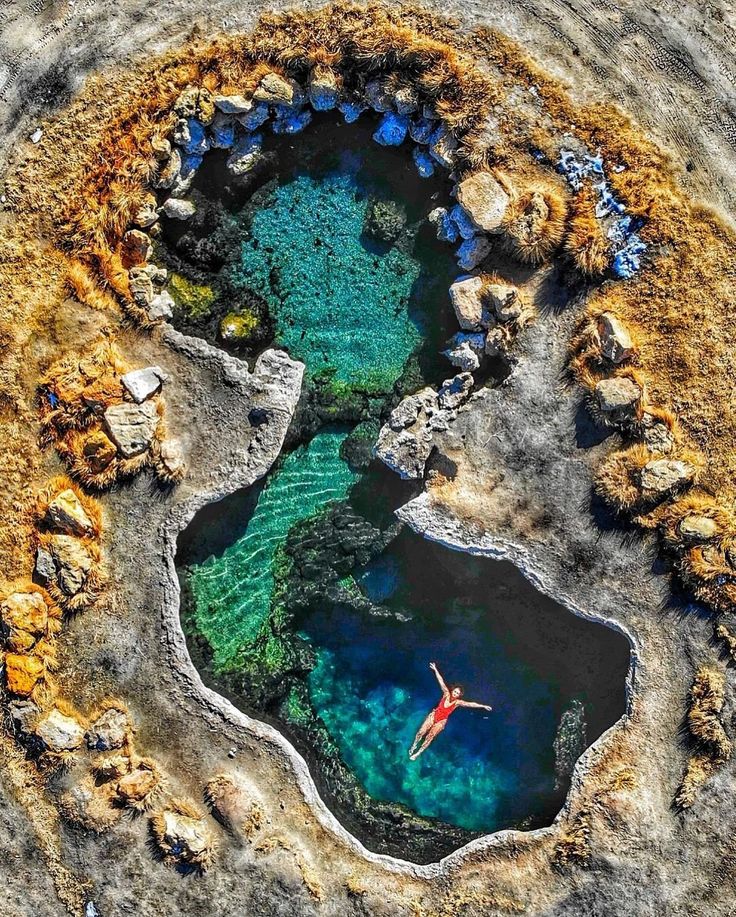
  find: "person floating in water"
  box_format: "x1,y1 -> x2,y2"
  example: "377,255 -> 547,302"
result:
409,662 -> 493,761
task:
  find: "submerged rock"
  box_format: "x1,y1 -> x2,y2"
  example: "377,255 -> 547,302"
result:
363,198 -> 406,244
455,172 -> 509,233
428,207 -> 459,244
554,699 -> 587,791
104,400 -> 159,457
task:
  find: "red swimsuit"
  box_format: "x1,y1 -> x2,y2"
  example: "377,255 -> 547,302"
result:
432,696 -> 459,723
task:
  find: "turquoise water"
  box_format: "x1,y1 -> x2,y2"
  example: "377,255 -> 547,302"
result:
229,123 -> 457,392
188,430 -> 357,671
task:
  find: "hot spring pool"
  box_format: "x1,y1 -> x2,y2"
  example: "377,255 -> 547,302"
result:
169,113 -> 631,862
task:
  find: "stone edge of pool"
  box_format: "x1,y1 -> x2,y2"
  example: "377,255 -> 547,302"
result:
157,330 -> 638,876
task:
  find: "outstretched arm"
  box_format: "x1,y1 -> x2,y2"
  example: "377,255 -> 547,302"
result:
458,700 -> 493,711
429,662 -> 449,697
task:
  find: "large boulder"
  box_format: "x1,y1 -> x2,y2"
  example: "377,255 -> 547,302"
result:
449,275 -> 487,330
148,290 -> 175,321
121,366 -> 167,403
253,72 -> 303,107
4,653 -> 45,696
640,459 -> 695,498
151,808 -> 214,869
162,198 -> 196,220
48,535 -> 93,596
597,313 -> 634,364
679,515 -> 719,542
86,707 -> 130,751
45,489 -> 94,536
35,709 -> 85,752
121,230 -> 152,267
455,172 -> 510,233
456,236 -> 492,271
1,592 -> 48,651
104,400 -> 159,457
213,94 -> 252,114
443,333 -> 486,372
595,377 -> 642,414
485,281 -> 523,322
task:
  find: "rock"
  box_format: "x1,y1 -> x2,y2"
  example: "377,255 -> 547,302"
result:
162,198 -> 196,220
484,325 -> 513,358
253,72 -> 302,107
485,281 -> 523,322
412,147 -> 435,178
94,754 -> 129,779
236,103 -> 270,132
394,85 -> 418,115
206,775 -> 263,837
448,204 -> 478,241
116,766 -> 158,805
153,809 -> 213,867
595,377 -> 642,414
597,312 -> 634,364
174,86 -> 215,125
1,592 -> 48,651
409,116 -> 435,144
226,133 -> 263,176
170,152 -> 202,197
437,373 -> 474,410
82,430 -> 118,472
373,112 -> 410,146
86,707 -> 129,751
133,196 -> 159,229
172,117 -> 210,156
642,420 -> 675,455
158,439 -> 186,478
129,266 -> 154,305
308,67 -> 339,111
449,275 -> 487,330
45,489 -> 94,536
148,290 -> 175,321
35,547 -> 56,582
104,400 -> 159,457
7,699 -> 40,733
36,709 -> 85,752
153,148 -> 181,190
679,515 -> 719,542
375,376 -> 473,479
5,653 -> 45,696
48,535 -> 93,596
271,106 -> 312,135
640,459 -> 695,497
456,236 -> 492,271
455,172 -> 510,233
364,79 -> 393,112
428,207 -> 459,244
121,230 -> 152,267
443,333 -> 486,371
121,366 -> 167,403
214,94 -> 252,114
209,112 -> 235,149
151,137 -> 171,161
428,126 -> 458,169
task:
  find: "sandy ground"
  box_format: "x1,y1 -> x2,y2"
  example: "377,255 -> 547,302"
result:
2,1 -> 736,915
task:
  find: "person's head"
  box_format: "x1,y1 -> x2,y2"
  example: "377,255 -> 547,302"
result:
450,685 -> 464,699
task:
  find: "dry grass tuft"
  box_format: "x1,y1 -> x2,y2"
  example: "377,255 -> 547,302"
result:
563,191 -> 610,276
675,668 -> 732,810
553,808 -> 592,869
255,832 -> 324,901
150,798 -> 217,873
503,184 -> 569,264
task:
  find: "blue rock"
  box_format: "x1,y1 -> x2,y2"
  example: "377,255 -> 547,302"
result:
428,207 -> 460,244
183,118 -> 210,155
309,86 -> 338,112
338,101 -> 367,124
272,107 -> 313,134
412,147 -> 435,178
449,204 -> 478,241
409,117 -> 435,144
612,235 -> 647,279
372,112 -> 410,147
238,103 -> 270,131
180,152 -> 203,178
209,115 -> 235,149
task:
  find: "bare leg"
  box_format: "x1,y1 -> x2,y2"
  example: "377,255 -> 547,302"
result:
409,712 -> 436,756
410,721 -> 446,760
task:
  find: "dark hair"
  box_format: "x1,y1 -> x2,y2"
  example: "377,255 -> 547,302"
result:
450,684 -> 464,696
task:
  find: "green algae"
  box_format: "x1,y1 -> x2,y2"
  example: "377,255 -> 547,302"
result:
219,309 -> 260,342
169,271 -> 216,319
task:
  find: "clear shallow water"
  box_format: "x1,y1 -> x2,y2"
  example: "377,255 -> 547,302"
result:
187,430 -> 358,671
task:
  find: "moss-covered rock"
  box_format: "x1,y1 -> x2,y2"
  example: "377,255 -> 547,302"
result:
219,310 -> 259,342
169,272 -> 216,319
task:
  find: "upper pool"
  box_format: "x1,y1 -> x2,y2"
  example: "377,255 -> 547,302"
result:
168,112 -> 631,863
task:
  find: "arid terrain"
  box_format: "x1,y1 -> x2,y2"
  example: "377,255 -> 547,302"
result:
1,1 -> 736,916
